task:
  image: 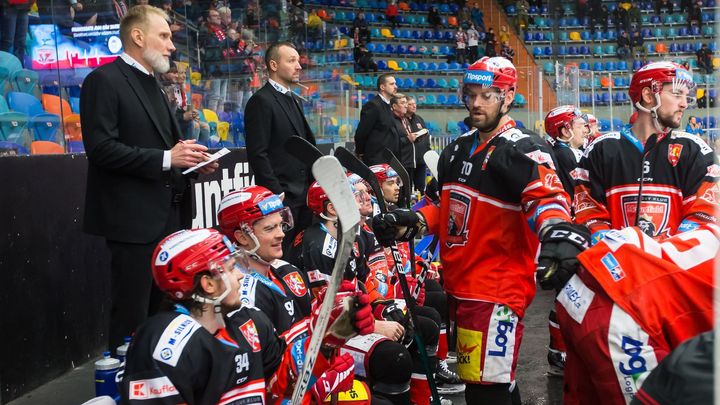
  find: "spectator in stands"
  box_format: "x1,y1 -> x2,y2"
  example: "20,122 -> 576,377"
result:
354,44 -> 378,72
616,30 -> 630,60
696,43 -> 714,74
244,41 -> 316,254
386,0 -> 399,29
160,0 -> 183,33
200,8 -> 232,113
455,26 -> 468,64
686,116 -> 704,135
458,5 -> 472,26
614,4 -> 630,34
576,0 -> 588,25
498,25 -> 509,44
655,0 -> 674,14
352,12 -> 371,44
406,97 -> 429,194
501,41 -> 515,62
515,0 -> 529,34
682,60 -> 692,71
689,0 -> 702,27
355,73 -> 399,166
76,0 -> 119,25
471,3 -> 484,30
307,9 -> 322,39
1,0 -> 32,63
631,29 -> 646,59
589,3 -> 608,34
245,4 -> 258,27
428,6 -> 442,31
81,5 -> 217,352
627,3 -> 641,28
467,23 -> 480,62
484,32 -> 497,58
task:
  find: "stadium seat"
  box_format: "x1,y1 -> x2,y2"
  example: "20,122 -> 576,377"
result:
605,44 -> 616,55
377,60 -> 388,70
29,113 -> 61,142
533,47 -> 543,56
656,43 -> 668,54
408,61 -> 418,70
558,46 -> 567,56
426,78 -> 437,88
449,78 -> 459,87
543,62 -> 554,74
617,60 -> 628,70
0,95 -> 8,113
385,44 -> 396,53
593,61 -> 603,71
0,111 -> 27,143
524,31 -> 532,41
652,27 -> 663,37
203,108 -> 219,123
436,94 -> 447,104
581,31 -> 591,41
30,140 -> 63,155
605,61 -> 616,71
593,31 -> 603,41
449,62 -> 460,70
568,46 -> 578,55
63,113 -> 82,141
7,92 -> 43,116
545,32 -> 554,41
579,62 -> 590,70
580,46 -> 590,55
670,43 -> 680,53
428,62 -> 438,71
425,94 -> 436,104
534,32 -> 544,41
403,78 -> 413,88
448,94 -> 459,104
437,78 -> 448,88
398,61 -> 408,70
593,45 -> 603,56
559,32 -> 569,41
41,94 -> 72,118
10,69 -> 38,94
544,46 -> 553,55
678,27 -> 688,37
438,62 -> 449,70
0,51 -> 22,80
415,78 -> 426,88
388,60 -> 402,71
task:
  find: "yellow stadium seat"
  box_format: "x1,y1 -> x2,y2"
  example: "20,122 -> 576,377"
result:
696,88 -> 705,98
339,123 -> 352,138
218,121 -> 230,140
713,57 -> 720,68
387,60 -> 403,71
190,72 -> 202,86
381,28 -> 395,38
203,109 -> 219,123
569,31 -> 581,41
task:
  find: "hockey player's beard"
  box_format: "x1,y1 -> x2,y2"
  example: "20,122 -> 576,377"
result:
471,102 -> 505,133
657,109 -> 683,130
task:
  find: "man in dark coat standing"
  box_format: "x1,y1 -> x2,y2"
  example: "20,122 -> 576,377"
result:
354,73 -> 399,165
244,41 -> 316,252
406,96 -> 430,193
81,5 -> 217,351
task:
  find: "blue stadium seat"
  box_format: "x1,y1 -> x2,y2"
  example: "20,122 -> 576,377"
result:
678,27 -> 689,37
434,31 -> 444,41
670,43 -> 680,53
579,62 -> 589,70
449,78 -> 459,88
605,61 -> 616,71
581,31 -> 591,40
593,31 -> 603,41
412,30 -> 421,39
524,32 -> 532,41
403,78 -> 413,88
544,46 -> 553,55
534,32 -> 544,41
7,92 -> 43,116
593,62 -> 603,71
559,32 -> 569,41
568,46 -> 578,55
533,46 -> 543,56
448,94 -> 459,104
425,94 -> 436,104
29,113 -> 61,142
418,62 -> 429,70
415,78 -> 426,88
545,31 -> 554,41
438,62 -> 449,70
397,45 -> 408,54
385,44 -> 396,53
558,46 -> 567,56
398,61 -> 408,70
427,62 -> 438,70
0,111 -> 27,143
440,45 -> 451,55
426,78 -> 437,88
436,94 -> 447,104
448,62 -> 460,70
580,46 -> 590,55
593,45 -> 603,56
408,61 -> 418,70
437,78 -> 448,88
70,97 -> 80,113
10,69 -> 38,94
423,30 -> 433,40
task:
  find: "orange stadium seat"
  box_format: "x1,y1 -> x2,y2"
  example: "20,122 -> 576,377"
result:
448,16 -> 458,26
30,140 -> 64,155
656,43 -> 668,53
600,76 -> 612,87
41,94 -> 72,118
191,93 -> 203,110
63,114 -> 82,141
399,2 -> 410,11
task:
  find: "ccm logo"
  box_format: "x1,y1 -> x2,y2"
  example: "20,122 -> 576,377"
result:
549,229 -> 588,248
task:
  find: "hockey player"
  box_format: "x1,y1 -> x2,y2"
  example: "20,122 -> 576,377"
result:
218,185 -> 410,405
574,61 -> 718,242
555,225 -> 717,404
544,105 -> 589,198
371,56 -> 589,405
120,228 -> 369,404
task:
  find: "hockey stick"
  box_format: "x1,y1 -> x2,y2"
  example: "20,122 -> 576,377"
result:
284,135 -> 324,167
423,150 -> 440,181
290,156 -> 361,405
335,147 -> 442,405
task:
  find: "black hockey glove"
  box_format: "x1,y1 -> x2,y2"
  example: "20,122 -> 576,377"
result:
371,209 -> 422,247
536,223 -> 591,292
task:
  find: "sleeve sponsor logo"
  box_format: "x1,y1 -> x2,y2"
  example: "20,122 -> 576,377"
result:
601,252 -> 626,281
322,233 -> 338,258
523,150 -> 556,170
674,132 -> 713,155
152,314 -> 200,367
129,376 -> 179,400
239,275 -> 258,307
700,183 -> 720,205
557,275 -> 595,324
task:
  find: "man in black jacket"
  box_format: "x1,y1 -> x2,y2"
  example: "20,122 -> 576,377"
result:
244,41 -> 316,253
406,97 -> 429,193
81,5 -> 217,351
354,73 -> 398,165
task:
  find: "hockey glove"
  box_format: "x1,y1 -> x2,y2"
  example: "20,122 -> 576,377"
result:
371,209 -> 423,247
537,223 -> 591,292
393,275 -> 425,306
372,300 -> 408,324
311,281 -> 375,347
310,353 -> 355,403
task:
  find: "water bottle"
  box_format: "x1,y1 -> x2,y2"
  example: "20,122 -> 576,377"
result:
95,351 -> 121,399
116,336 -> 131,364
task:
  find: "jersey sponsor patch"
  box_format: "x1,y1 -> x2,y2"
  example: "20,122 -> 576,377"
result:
239,275 -> 259,307
601,252 -> 626,281
620,194 -> 671,237
523,149 -> 556,170
608,305 -> 658,402
483,304 -> 517,384
152,314 -> 200,367
129,376 -> 179,400
282,272 -> 308,297
446,190 -> 472,247
584,132 -> 621,155
570,167 -> 589,182
557,274 -> 595,324
673,132 -> 713,155
238,319 -> 261,352
322,233 -> 338,258
667,143 -> 683,167
456,327 -> 483,383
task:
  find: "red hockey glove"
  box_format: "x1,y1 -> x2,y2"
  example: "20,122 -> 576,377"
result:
536,223 -> 591,292
311,281 -> 374,347
310,353 -> 355,403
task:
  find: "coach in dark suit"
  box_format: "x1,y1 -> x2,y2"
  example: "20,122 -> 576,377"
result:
354,73 -> 399,165
245,41 -> 316,253
81,5 -> 217,350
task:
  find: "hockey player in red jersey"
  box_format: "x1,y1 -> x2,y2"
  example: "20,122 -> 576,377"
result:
120,228 -> 369,404
574,61 -> 718,242
372,56 -> 589,405
554,225 -> 717,404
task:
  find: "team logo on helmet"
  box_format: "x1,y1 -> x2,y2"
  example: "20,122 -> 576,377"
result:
463,70 -> 494,87
283,272 -> 308,297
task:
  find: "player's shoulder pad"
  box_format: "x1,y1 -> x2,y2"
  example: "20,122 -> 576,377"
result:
671,130 -> 714,155
584,131 -> 621,156
152,313 -> 202,367
238,273 -> 259,308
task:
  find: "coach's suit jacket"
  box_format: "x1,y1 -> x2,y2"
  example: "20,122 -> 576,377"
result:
81,58 -> 190,244
244,82 -> 316,208
354,94 -> 399,166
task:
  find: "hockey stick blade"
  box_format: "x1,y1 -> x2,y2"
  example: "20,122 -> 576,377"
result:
423,150 -> 440,180
289,156 -> 360,404
284,135 -> 324,168
382,148 -> 412,208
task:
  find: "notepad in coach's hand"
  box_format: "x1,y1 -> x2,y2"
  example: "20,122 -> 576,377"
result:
182,148 -> 231,174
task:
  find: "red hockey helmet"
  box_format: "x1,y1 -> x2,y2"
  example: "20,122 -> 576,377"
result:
217,186 -> 292,238
628,61 -> 695,106
586,113 -> 598,126
369,164 -> 401,185
544,105 -> 587,140
463,56 -> 517,92
152,228 -> 235,300
307,180 -> 329,216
